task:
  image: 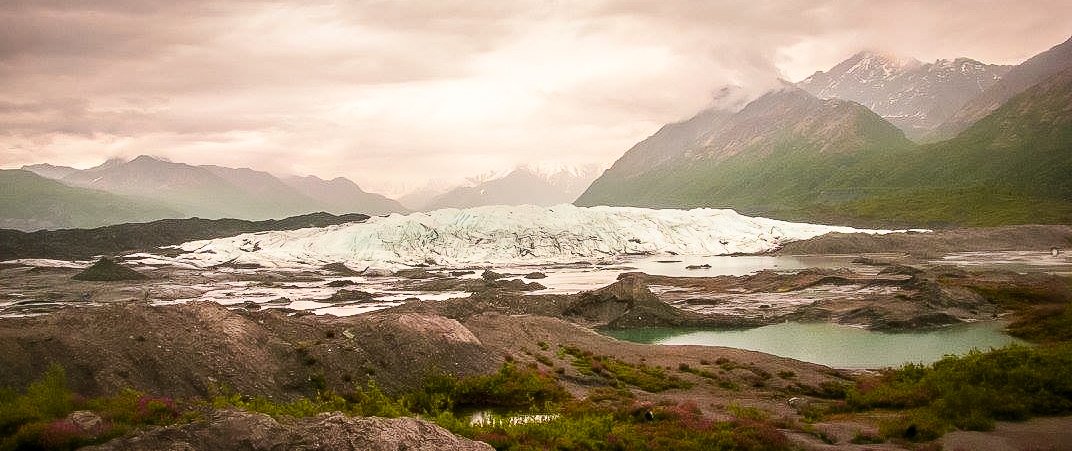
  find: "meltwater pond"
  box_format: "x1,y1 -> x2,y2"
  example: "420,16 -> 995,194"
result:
604,322 -> 1026,369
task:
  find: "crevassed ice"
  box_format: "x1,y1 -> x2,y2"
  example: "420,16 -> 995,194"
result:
164,205 -> 895,269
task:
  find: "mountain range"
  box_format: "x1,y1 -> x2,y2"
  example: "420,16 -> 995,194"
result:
0,169 -> 181,231
8,156 -> 406,231
7,36 -> 1070,231
576,85 -> 913,215
416,166 -> 600,211
798,52 -> 1011,140
577,35 -> 1072,226
929,35 -> 1072,140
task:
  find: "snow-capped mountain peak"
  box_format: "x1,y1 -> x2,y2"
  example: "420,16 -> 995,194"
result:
839,50 -> 922,82
798,51 -> 1011,140
415,165 -> 602,211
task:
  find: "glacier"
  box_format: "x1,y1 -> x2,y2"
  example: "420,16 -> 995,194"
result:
162,204 -> 902,269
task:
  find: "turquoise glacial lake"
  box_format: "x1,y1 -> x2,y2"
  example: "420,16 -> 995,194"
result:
604,321 -> 1026,369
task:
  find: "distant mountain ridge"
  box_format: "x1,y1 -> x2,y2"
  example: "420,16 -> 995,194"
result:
418,166 -> 600,210
929,35 -> 1072,140
20,163 -> 79,180
58,156 -> 274,220
798,50 -> 1011,140
0,169 -> 180,231
576,85 -> 913,215
283,174 -> 405,215
14,156 -> 407,230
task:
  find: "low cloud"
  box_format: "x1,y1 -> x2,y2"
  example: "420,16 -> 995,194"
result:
1,0 -> 1069,195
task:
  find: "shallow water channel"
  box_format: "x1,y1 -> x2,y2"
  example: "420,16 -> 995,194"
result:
603,321 -> 1026,369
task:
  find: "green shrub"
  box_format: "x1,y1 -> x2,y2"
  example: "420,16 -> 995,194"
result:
850,430 -> 883,444
346,380 -> 408,417
560,346 -> 692,392
877,409 -> 949,442
0,365 -> 188,450
533,354 -> 554,367
435,398 -> 791,451
405,364 -> 568,415
848,343 -> 1072,439
212,381 -> 409,420
212,392 -> 345,418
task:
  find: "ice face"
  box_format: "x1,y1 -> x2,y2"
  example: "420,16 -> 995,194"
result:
162,204 -> 896,270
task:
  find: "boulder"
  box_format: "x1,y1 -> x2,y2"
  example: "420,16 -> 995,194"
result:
66,410 -> 106,434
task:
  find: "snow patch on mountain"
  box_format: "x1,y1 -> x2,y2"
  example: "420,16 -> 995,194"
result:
161,205 -> 904,269
799,51 -> 1011,140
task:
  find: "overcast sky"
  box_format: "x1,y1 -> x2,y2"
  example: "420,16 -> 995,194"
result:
2,0 -> 1070,196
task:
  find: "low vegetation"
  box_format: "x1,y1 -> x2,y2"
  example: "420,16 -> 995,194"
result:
843,343 -> 1072,441
560,345 -> 692,392
9,338 -> 1072,449
987,276 -> 1072,343
2,361 -> 790,450
440,394 -> 790,451
0,365 -> 185,450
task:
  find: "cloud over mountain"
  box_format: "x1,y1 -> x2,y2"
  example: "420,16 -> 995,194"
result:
0,0 -> 1069,193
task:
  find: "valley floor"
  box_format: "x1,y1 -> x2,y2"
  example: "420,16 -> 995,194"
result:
0,224 -> 1070,449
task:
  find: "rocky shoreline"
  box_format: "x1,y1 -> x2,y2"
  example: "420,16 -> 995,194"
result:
2,264 -> 1068,448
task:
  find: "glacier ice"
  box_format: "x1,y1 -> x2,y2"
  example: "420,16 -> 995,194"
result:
163,204 -> 901,269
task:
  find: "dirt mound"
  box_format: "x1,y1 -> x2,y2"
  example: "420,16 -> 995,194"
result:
775,225 -> 1072,258
0,302 -> 498,399
85,409 -> 492,451
72,258 -> 148,281
563,275 -> 713,328
0,295 -> 861,450
325,289 -> 375,302
321,262 -> 364,276
393,313 -> 481,345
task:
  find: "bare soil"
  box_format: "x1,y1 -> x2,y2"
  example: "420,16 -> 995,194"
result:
2,224 -> 1071,449
84,409 -> 493,451
774,225 -> 1072,258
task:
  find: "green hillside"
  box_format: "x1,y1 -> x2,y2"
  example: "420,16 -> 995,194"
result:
576,88 -> 915,220
578,69 -> 1072,228
0,170 -> 181,231
834,66 -> 1072,226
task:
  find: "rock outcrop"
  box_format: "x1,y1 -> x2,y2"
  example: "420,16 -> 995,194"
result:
0,302 -> 497,399
564,275 -> 712,328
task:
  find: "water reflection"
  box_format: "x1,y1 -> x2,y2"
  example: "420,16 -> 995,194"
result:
604,321 -> 1026,369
